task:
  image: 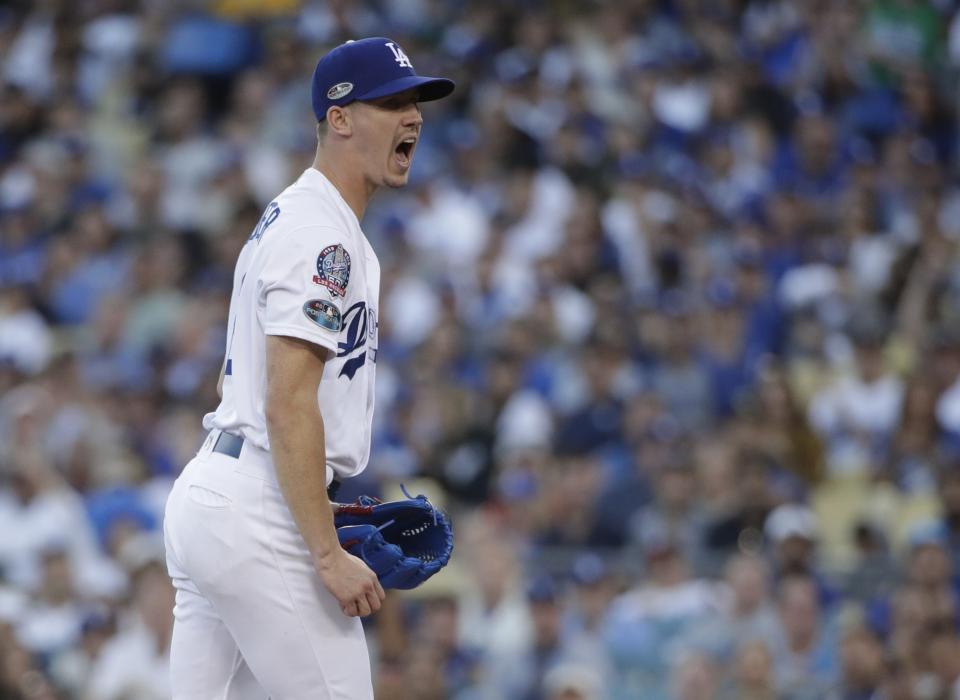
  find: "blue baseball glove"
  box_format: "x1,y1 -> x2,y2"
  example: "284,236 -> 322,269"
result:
334,488 -> 453,590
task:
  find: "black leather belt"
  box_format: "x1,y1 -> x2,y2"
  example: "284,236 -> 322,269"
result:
211,431 -> 341,500
212,431 -> 244,458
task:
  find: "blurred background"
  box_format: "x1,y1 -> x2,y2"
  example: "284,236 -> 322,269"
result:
1,0 -> 960,698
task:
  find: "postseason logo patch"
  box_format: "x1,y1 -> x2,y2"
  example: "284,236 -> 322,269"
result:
327,82 -> 353,100
313,244 -> 351,297
303,299 -> 342,332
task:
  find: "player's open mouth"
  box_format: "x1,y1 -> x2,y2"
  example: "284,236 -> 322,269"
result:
394,137 -> 416,168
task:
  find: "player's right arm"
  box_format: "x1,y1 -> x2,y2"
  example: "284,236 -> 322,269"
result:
265,334 -> 384,617
255,217 -> 382,618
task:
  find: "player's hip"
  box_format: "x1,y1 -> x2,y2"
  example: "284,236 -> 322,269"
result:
164,450 -> 305,580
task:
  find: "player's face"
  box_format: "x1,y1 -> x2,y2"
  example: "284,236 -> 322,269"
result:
352,88 -> 423,189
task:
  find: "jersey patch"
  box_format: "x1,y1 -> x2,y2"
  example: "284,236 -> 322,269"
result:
313,244 -> 351,297
303,299 -> 342,331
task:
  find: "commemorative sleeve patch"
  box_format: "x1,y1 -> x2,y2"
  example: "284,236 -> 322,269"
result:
313,244 -> 351,297
303,299 -> 342,331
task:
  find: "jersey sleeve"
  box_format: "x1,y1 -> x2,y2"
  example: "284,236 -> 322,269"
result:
259,225 -> 357,356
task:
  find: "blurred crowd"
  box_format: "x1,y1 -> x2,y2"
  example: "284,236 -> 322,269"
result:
2,0 -> 960,698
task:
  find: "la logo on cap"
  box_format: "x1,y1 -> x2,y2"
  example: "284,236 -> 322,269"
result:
385,42 -> 413,69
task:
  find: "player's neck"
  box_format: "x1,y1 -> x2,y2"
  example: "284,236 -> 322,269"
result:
311,157 -> 372,221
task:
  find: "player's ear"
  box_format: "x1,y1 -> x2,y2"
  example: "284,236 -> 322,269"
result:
325,105 -> 352,138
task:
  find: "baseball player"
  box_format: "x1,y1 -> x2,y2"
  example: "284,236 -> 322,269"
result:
163,38 -> 454,699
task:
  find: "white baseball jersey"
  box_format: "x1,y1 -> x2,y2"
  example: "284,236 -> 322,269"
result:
203,167 -> 380,482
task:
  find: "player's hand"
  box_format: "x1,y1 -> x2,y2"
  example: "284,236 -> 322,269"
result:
314,548 -> 385,617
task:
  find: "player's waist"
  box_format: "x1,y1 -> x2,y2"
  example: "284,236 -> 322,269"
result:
203,429 -> 340,500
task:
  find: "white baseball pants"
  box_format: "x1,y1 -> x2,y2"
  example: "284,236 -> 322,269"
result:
163,431 -> 374,699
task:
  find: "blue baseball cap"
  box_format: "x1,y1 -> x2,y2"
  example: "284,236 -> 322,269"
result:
311,37 -> 455,122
